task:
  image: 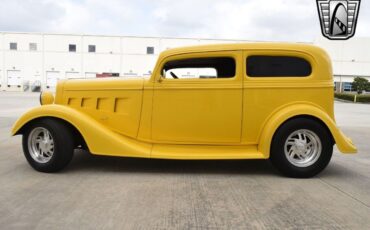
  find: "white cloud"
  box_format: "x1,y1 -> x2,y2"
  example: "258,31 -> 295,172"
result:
0,0 -> 64,32
0,0 -> 368,42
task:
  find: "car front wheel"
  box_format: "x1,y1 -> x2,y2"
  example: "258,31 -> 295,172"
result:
270,118 -> 333,178
22,119 -> 74,172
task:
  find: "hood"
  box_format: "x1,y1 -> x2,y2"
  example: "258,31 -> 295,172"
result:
54,77 -> 146,104
53,77 -> 146,138
62,77 -> 145,91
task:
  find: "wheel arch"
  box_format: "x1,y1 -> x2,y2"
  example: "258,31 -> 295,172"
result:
15,116 -> 88,150
258,103 -> 357,158
12,104 -> 152,158
275,114 -> 334,138
270,114 -> 334,150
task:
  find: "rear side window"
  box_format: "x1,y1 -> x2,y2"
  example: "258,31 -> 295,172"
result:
162,57 -> 235,79
247,56 -> 312,77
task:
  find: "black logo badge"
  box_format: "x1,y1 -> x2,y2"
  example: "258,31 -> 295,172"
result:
317,0 -> 361,40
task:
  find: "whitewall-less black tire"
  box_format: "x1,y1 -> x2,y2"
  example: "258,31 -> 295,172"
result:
270,117 -> 333,178
22,119 -> 74,172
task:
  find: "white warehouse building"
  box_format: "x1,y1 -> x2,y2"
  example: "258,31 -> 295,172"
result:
0,32 -> 250,91
315,37 -> 370,92
0,31 -> 369,92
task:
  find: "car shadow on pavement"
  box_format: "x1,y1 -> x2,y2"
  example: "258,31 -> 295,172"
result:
64,150 -> 279,176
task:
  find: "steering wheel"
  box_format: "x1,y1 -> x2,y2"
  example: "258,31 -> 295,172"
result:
170,71 -> 179,79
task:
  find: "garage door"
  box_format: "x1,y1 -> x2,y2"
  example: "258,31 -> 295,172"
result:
66,72 -> 80,79
7,70 -> 22,87
46,71 -> 61,88
85,72 -> 97,78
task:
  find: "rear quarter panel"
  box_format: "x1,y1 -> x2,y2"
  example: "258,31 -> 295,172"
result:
242,48 -> 334,145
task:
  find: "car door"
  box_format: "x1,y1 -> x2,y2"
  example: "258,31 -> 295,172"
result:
152,50 -> 243,144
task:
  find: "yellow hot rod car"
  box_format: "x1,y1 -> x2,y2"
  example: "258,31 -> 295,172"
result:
12,43 -> 357,177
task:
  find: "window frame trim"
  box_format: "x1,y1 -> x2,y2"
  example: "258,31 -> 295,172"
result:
155,51 -> 243,84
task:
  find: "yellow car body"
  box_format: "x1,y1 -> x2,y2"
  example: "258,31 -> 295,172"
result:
12,43 -> 357,162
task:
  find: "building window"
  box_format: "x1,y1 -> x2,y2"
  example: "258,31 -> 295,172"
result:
343,82 -> 353,92
147,46 -> 154,54
69,44 -> 76,52
247,56 -> 312,77
29,43 -> 37,51
10,43 -> 17,50
88,45 -> 96,53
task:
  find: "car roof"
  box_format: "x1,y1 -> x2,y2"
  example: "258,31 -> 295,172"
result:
159,42 -> 326,57
153,42 -> 333,82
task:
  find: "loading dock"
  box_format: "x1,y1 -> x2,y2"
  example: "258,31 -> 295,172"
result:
65,71 -> 80,79
46,71 -> 61,89
7,70 -> 22,91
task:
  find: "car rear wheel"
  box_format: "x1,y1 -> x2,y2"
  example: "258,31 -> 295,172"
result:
22,119 -> 74,172
270,118 -> 333,178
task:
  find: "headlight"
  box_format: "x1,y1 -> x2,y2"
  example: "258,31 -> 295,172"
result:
40,91 -> 55,105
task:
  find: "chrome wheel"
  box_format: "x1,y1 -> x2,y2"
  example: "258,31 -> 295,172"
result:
27,127 -> 54,163
284,129 -> 322,167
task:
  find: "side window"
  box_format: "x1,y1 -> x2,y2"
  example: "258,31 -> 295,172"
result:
247,56 -> 312,77
162,57 -> 235,79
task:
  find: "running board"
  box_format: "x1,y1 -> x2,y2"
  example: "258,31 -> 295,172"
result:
151,144 -> 266,160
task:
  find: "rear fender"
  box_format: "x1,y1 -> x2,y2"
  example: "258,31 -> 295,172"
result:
258,103 -> 357,158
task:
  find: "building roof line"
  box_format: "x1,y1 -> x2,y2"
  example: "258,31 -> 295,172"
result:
0,31 -> 257,42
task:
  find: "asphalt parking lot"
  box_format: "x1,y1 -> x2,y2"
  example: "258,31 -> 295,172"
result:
0,92 -> 369,229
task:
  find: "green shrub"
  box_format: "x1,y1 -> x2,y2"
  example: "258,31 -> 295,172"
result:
352,77 -> 370,94
357,94 -> 370,103
334,93 -> 355,101
334,93 -> 370,103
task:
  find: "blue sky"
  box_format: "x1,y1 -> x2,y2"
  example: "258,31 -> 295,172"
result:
0,0 -> 368,41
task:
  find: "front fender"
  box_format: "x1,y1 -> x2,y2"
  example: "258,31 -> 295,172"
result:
258,103 -> 357,158
12,105 -> 151,158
